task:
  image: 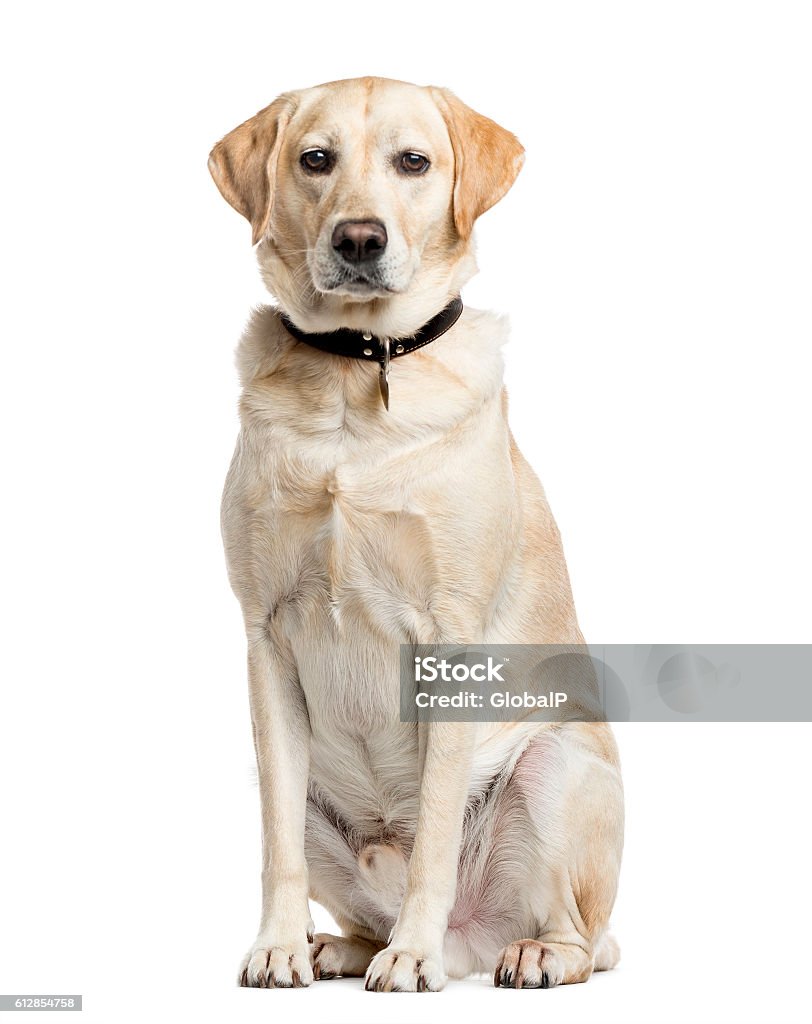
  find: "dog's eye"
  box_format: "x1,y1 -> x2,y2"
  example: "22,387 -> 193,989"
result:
399,151 -> 430,175
300,149 -> 332,174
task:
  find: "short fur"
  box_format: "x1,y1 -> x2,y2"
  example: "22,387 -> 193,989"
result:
209,75 -> 623,992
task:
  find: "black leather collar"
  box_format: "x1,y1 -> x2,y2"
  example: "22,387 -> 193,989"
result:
278,295 -> 464,364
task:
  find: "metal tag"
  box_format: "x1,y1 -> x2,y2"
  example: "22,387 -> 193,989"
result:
378,337 -> 391,410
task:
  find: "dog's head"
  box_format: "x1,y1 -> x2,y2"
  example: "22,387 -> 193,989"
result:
208,77 -> 524,335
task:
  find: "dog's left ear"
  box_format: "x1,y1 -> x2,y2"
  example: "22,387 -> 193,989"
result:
208,93 -> 297,245
431,87 -> 525,240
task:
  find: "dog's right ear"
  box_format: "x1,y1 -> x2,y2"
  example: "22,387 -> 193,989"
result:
208,94 -> 296,245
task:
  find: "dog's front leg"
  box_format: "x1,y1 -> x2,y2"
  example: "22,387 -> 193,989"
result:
365,722 -> 475,992
238,628 -> 314,988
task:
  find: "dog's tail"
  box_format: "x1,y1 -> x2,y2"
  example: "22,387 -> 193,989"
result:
593,931 -> 621,972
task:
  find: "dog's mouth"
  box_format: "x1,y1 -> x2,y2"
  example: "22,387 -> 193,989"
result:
322,274 -> 399,297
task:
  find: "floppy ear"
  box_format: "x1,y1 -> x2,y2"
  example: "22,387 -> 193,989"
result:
208,94 -> 296,245
431,87 -> 525,240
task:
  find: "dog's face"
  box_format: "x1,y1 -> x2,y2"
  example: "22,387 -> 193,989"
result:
209,77 -> 524,335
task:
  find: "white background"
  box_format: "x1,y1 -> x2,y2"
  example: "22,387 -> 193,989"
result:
1,2 -> 811,1022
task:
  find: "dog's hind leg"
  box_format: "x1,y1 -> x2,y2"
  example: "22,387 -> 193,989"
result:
312,932 -> 386,980
492,725 -> 623,989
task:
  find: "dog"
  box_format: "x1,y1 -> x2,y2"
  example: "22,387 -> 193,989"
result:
208,76 -> 623,992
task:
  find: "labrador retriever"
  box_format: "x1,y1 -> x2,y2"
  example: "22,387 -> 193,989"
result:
208,76 -> 623,992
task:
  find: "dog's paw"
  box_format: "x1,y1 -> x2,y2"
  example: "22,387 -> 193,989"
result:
312,933 -> 381,979
238,941 -> 314,988
493,940 -> 565,989
364,948 -> 446,992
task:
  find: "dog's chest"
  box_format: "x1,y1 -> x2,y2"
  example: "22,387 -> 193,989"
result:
228,422 -> 504,647
228,429 -> 498,718
267,452 -> 457,656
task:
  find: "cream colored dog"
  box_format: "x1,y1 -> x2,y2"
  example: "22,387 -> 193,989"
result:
208,76 -> 623,993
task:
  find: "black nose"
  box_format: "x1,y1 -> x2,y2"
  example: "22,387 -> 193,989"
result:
331,220 -> 388,264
